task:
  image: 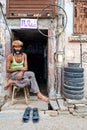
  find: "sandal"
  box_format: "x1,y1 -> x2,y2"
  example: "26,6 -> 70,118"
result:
32,107 -> 39,123
22,107 -> 31,123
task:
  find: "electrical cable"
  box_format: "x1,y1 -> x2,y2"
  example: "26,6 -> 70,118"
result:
37,4 -> 68,38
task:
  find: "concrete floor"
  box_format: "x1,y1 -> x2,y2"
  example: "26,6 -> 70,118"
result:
0,109 -> 87,130
0,96 -> 87,130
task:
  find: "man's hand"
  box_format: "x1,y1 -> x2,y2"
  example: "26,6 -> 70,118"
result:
20,67 -> 27,72
16,71 -> 24,80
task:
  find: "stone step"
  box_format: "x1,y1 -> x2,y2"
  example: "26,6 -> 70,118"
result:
75,106 -> 87,113
66,98 -> 87,105
57,99 -> 68,111
1,97 -> 48,111
49,100 -> 59,110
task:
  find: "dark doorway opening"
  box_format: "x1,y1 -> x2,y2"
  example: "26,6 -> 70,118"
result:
12,29 -> 48,95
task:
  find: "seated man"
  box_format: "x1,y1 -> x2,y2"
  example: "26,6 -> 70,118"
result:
4,40 -> 49,102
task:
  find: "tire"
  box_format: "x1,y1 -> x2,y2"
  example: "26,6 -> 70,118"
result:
63,87 -> 84,95
64,71 -> 84,78
64,67 -> 84,73
63,91 -> 84,100
64,84 -> 84,91
68,63 -> 80,67
64,77 -> 84,83
63,67 -> 84,100
64,81 -> 84,87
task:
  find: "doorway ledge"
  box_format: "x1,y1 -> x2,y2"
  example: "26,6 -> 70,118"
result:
68,35 -> 87,42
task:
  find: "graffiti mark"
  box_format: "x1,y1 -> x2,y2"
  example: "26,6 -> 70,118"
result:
82,52 -> 87,63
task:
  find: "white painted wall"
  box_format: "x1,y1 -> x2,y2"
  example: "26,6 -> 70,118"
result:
65,1 -> 73,36
0,0 -> 6,13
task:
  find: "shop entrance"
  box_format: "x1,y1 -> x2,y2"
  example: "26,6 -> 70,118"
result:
12,29 -> 48,95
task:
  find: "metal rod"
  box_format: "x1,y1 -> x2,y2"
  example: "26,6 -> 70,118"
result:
79,35 -> 82,67
80,43 -> 82,67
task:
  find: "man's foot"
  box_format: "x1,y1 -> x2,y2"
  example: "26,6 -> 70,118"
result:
37,92 -> 49,102
4,79 -> 14,90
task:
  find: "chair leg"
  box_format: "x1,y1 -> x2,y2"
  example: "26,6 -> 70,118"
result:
26,86 -> 30,99
24,87 -> 29,105
11,86 -> 17,105
12,85 -> 30,105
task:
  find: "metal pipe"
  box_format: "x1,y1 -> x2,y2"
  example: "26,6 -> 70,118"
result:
79,35 -> 82,67
80,43 -> 82,67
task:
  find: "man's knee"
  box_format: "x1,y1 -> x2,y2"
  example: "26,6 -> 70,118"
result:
29,71 -> 35,77
25,71 -> 35,78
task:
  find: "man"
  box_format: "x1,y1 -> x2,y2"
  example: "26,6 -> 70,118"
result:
4,40 -> 49,102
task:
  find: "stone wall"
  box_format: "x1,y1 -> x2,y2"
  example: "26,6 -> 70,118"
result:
0,24 -> 6,96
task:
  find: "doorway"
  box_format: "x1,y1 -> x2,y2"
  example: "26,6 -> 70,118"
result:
12,29 -> 48,95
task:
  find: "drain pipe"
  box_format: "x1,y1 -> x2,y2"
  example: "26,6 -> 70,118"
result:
56,0 -> 67,97
56,50 -> 64,97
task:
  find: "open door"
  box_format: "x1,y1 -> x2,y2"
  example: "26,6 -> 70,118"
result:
12,29 -> 48,95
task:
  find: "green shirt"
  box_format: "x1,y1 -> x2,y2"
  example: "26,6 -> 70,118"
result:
10,56 -> 24,69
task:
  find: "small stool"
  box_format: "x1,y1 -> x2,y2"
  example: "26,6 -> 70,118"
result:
11,84 -> 30,105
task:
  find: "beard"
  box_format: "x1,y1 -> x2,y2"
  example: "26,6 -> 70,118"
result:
13,48 -> 23,54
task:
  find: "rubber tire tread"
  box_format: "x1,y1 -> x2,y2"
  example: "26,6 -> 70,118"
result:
63,91 -> 84,100
64,72 -> 84,78
64,77 -> 84,83
64,81 -> 84,87
64,67 -> 84,73
63,87 -> 84,95
64,84 -> 84,90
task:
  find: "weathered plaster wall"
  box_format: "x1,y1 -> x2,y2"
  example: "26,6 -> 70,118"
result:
0,0 -> 87,99
64,0 -> 87,98
65,37 -> 87,98
65,0 -> 73,36
0,1 -> 7,96
0,0 -> 57,97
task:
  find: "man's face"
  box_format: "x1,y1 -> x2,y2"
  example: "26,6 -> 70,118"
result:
13,46 -> 22,54
13,46 -> 22,50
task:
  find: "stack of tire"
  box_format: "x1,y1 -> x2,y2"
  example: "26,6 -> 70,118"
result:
63,67 -> 84,100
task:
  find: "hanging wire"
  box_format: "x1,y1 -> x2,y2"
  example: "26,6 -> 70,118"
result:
37,4 -> 68,38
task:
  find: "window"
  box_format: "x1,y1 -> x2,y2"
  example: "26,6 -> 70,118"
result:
73,0 -> 87,34
6,0 -> 56,18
